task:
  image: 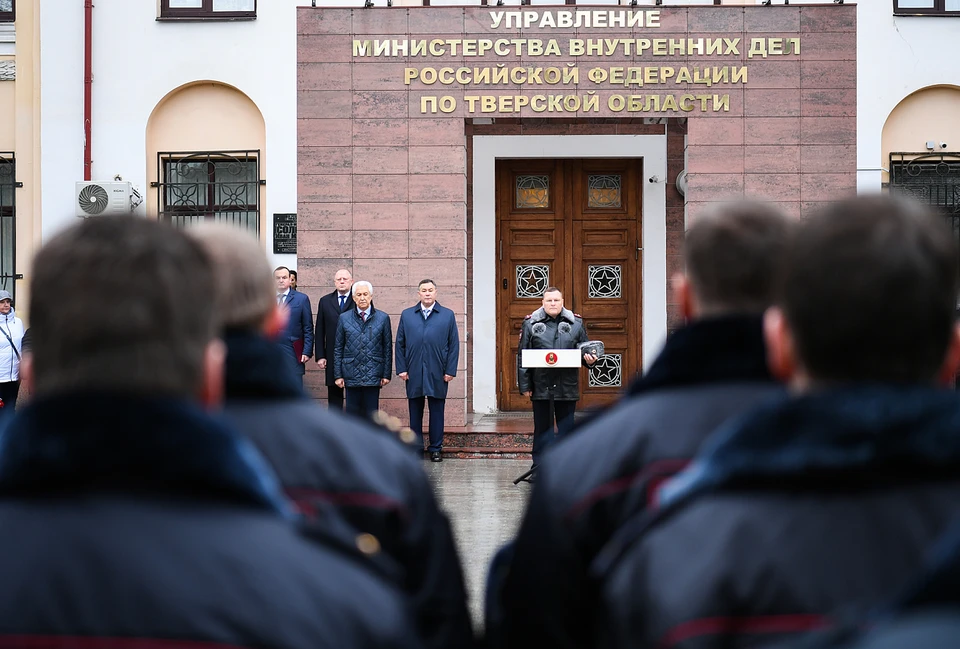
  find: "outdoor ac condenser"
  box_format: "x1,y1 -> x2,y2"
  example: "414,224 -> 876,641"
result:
75,181 -> 135,217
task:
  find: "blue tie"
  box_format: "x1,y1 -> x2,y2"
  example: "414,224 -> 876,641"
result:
339,295 -> 345,310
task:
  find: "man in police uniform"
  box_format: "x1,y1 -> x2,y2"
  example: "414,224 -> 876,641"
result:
518,287 -> 597,468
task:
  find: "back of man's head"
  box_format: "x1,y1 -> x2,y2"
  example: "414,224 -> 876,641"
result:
684,202 -> 793,317
781,195 -> 958,384
29,216 -> 217,398
187,223 -> 274,332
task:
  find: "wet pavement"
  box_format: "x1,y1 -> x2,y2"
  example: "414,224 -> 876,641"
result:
425,458 -> 532,630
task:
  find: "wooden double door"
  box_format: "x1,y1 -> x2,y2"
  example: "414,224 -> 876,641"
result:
496,158 -> 643,411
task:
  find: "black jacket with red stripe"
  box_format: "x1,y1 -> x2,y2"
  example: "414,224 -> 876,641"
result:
596,385 -> 960,649
221,330 -> 474,649
0,392 -> 420,649
490,315 -> 782,649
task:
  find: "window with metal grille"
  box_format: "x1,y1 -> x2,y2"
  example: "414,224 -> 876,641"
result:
0,0 -> 13,22
888,153 -> 960,215
894,0 -> 960,16
888,152 -> 960,280
159,0 -> 255,20
0,153 -> 17,302
155,151 -> 261,234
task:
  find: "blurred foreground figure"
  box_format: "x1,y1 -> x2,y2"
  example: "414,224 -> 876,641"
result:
0,217 -> 421,649
781,519 -> 960,649
189,224 -> 474,649
597,195 -> 960,649
490,202 -> 791,649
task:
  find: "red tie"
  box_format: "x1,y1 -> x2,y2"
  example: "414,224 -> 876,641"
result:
361,311 -> 367,322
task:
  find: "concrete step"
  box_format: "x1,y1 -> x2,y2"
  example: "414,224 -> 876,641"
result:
438,431 -> 533,457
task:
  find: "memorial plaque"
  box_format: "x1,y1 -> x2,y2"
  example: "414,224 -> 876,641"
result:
273,213 -> 297,254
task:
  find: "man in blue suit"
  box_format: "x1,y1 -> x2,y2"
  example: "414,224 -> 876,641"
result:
396,279 -> 460,462
274,266 -> 314,385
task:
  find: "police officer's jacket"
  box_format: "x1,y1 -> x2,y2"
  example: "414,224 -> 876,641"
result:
222,330 -> 475,649
517,307 -> 588,401
596,385 -> 960,649
0,391 -> 421,649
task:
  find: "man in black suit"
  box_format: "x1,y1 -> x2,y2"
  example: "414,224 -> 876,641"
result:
316,268 -> 354,410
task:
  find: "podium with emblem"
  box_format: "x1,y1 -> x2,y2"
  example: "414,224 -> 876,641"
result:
512,349 -> 585,485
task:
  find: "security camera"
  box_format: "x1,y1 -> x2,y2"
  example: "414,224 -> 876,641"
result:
648,175 -> 660,184
940,142 -> 950,150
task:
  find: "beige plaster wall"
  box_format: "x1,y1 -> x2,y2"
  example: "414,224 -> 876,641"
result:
881,85 -> 960,182
12,0 -> 42,323
145,81 -> 266,224
0,74 -> 15,151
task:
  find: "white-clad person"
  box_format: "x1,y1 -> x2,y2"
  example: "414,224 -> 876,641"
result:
0,289 -> 24,416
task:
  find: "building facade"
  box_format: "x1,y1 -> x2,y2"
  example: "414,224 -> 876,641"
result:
296,1 -> 857,423
0,0 -> 952,425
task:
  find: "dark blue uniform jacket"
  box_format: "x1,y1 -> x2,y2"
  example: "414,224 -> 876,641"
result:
0,391 -> 421,649
596,385 -> 960,649
222,330 -> 474,649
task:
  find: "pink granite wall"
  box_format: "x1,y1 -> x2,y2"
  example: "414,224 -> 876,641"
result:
296,4 -> 856,421
683,5 -> 857,219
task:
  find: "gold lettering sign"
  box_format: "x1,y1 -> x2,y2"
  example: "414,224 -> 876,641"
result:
345,9 -> 804,116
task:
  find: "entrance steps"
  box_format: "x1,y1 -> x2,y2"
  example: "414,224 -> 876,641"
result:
442,412 -> 534,458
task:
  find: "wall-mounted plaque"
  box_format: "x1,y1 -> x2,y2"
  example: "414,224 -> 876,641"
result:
273,213 -> 297,254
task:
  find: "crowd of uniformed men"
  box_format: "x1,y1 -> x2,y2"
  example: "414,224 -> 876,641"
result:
0,194 -> 958,649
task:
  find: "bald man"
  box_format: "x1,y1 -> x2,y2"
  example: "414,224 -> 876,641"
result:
316,269 -> 355,409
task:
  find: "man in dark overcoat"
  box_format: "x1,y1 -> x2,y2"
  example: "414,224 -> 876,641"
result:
316,268 -> 355,410
0,216 -> 421,649
491,202 -> 791,649
190,226 -> 475,649
597,196 -> 960,649
396,279 -> 460,461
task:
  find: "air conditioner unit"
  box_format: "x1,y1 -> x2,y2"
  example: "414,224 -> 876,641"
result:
75,181 -> 135,217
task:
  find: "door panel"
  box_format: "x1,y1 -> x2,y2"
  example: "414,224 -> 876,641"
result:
574,219 -> 640,409
496,161 -> 568,412
496,158 -> 642,411
499,222 -> 566,412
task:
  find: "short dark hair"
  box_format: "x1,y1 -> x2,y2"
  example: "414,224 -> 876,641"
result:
782,195 -> 958,383
543,287 -> 562,297
30,217 -> 217,397
685,201 -> 794,316
274,266 -> 290,275
418,278 -> 436,289
289,270 -> 298,279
